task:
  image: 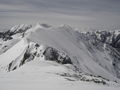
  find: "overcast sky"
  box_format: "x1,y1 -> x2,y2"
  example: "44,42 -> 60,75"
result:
0,0 -> 120,29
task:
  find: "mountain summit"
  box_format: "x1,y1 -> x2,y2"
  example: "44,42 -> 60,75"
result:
0,23 -> 120,90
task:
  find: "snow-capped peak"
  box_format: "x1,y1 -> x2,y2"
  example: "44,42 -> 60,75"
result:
10,24 -> 32,33
1,23 -> 120,89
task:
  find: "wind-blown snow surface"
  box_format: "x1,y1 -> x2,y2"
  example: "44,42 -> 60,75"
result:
0,59 -> 119,90
26,24 -> 118,81
0,23 -> 120,90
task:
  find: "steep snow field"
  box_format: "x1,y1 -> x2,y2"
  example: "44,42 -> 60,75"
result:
26,24 -> 118,81
0,39 -> 28,67
0,23 -> 120,90
0,59 -> 119,90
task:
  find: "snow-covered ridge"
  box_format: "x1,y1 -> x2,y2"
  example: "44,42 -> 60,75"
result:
0,38 -> 118,86
0,24 -> 32,55
0,24 -> 32,41
77,30 -> 120,79
10,24 -> 32,33
0,39 -> 72,72
1,23 -> 120,88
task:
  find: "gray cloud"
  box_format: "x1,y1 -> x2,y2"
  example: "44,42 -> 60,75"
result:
1,0 -> 120,13
0,0 -> 120,30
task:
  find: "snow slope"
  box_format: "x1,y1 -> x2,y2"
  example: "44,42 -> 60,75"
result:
0,39 -> 28,67
0,59 -> 120,90
26,23 -> 119,81
0,23 -> 120,90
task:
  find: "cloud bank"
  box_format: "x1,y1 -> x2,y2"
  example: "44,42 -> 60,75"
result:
0,0 -> 120,30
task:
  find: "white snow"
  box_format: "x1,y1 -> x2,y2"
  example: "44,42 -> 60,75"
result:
0,38 -> 28,66
26,24 -> 118,81
0,59 -> 120,90
0,23 -> 120,90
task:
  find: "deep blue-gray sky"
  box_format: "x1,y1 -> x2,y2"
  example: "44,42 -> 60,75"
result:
0,0 -> 120,29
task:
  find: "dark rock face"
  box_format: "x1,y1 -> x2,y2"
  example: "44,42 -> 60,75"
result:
20,51 -> 31,66
0,31 -> 13,41
111,34 -> 120,48
43,47 -> 59,60
78,30 -> 120,49
43,47 -> 72,64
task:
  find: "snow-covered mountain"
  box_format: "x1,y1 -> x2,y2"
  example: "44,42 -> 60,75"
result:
0,23 -> 120,90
